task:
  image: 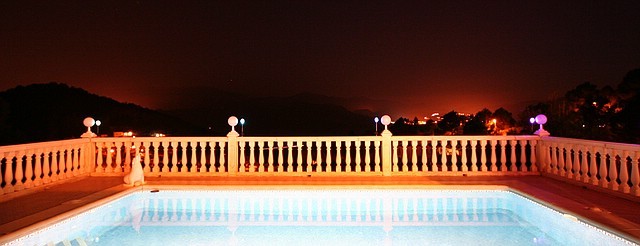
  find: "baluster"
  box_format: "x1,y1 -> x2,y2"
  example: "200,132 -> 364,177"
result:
391,141 -> 397,172
3,152 -> 15,193
565,144 -> 574,179
33,149 -> 43,186
123,142 -> 132,173
112,142 -> 121,173
451,141 -> 458,172
630,151 -> 640,196
544,142 -> 552,174
572,145 -> 582,180
58,149 -> 68,178
267,142 -> 274,172
441,141 -> 448,171
489,140 -> 497,172
103,143 -> 113,173
0,153 -> 5,195
149,141 -> 159,173
509,140 -> 517,172
411,140 -> 417,172
579,145 -> 588,182
599,148 -> 609,188
278,141 -> 284,173
143,142 -> 151,172
219,142 -> 226,172
239,140 -> 246,173
479,140 -> 487,172
287,141 -> 294,173
431,140 -> 438,172
178,142 -> 187,173
619,150 -> 630,193
499,140 -> 506,172
345,141 -> 352,172
14,151 -> 25,190
94,143 -> 103,173
529,140 -> 537,172
317,141 -> 323,172
65,147 -> 73,177
365,141 -> 372,173
249,141 -> 256,172
296,141 -> 303,173
421,140 -> 428,172
558,143 -> 566,177
24,150 -> 34,188
73,146 -> 81,175
590,146 -> 599,185
200,141 -> 207,173
42,148 -> 51,184
336,141 -> 343,172
169,141 -> 177,173
258,141 -> 265,173
352,141 -> 360,172
190,142 -> 198,173
519,140 -> 528,173
470,141 -> 478,172
306,141 -> 313,174
572,145 -> 581,180
550,143 -> 558,175
401,141 -> 408,173
51,148 -> 60,181
374,141 -> 381,172
609,149 -> 619,191
460,141 -> 468,172
160,141 -> 168,173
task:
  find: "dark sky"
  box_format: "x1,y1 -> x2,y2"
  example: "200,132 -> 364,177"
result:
2,1 -> 639,117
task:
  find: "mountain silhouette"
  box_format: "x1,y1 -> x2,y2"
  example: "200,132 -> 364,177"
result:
0,83 -> 204,145
0,83 -> 377,145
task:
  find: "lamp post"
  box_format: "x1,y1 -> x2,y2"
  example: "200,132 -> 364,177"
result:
240,118 -> 245,136
529,117 -> 535,133
374,116 -> 379,136
95,120 -> 101,136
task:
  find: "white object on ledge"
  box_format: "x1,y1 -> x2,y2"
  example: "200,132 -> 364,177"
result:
124,154 -> 145,186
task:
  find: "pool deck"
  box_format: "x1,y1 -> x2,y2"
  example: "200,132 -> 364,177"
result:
1,175 -> 640,243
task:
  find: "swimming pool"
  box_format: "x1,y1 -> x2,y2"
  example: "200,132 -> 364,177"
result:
2,188 -> 637,246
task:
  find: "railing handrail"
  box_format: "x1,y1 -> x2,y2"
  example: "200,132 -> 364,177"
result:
542,136 -> 640,151
0,138 -> 90,152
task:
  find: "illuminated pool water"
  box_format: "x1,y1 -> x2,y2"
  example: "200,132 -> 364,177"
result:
3,189 -> 636,246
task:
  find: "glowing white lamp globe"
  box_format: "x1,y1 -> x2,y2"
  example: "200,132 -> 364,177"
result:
228,116 -> 238,127
83,117 -> 95,128
381,115 -> 391,126
534,114 -> 550,136
535,114 -> 547,125
81,117 -> 97,138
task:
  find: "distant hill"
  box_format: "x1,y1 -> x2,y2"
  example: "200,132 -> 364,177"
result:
0,83 -> 205,145
0,83 -> 378,145
161,91 -> 375,136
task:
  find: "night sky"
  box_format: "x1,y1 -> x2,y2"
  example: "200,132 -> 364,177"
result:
2,1 -> 639,117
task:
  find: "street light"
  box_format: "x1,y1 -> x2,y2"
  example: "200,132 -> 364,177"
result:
240,118 -> 245,136
95,120 -> 101,136
374,116 -> 379,136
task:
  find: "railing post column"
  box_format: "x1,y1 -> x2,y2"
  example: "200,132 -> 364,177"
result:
227,116 -> 241,176
381,129 -> 392,176
227,133 -> 239,176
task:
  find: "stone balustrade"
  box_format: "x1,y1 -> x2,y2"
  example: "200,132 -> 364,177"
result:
1,134 -> 639,198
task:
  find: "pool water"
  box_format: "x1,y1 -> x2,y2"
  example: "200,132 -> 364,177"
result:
4,189 -> 636,246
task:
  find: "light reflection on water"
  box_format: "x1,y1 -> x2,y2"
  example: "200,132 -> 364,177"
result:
4,190 -> 635,246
